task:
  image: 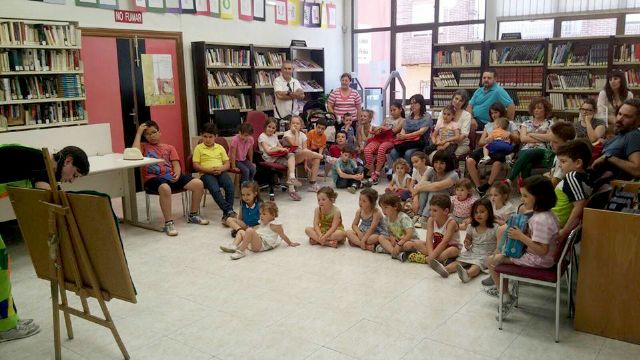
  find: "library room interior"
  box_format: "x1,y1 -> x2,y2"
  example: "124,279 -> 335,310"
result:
2,0 -> 640,359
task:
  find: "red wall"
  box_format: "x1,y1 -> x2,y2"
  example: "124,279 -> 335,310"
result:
82,36 -> 125,152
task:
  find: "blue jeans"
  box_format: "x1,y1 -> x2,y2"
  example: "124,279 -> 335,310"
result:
235,159 -> 256,184
335,166 -> 363,188
201,173 -> 235,215
388,147 -> 421,169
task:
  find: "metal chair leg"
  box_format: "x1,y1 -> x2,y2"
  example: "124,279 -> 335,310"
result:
145,193 -> 151,222
555,282 -> 561,343
499,275 -> 504,330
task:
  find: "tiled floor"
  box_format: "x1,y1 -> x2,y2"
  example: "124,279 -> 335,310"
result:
3,181 -> 639,359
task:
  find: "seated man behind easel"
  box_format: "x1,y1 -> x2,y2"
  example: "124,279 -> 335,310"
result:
0,145 -> 90,342
133,120 -> 209,236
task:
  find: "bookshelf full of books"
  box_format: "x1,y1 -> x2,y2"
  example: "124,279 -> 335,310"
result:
431,41 -> 483,110
0,19 -> 86,132
290,46 -> 325,104
613,35 -> 640,94
252,45 -> 289,112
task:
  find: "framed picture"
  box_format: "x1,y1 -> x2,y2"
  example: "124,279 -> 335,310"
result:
239,0 -> 253,21
275,0 -> 287,25
253,0 -> 265,21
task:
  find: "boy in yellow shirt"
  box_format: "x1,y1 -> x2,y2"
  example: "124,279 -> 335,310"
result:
193,123 -> 237,223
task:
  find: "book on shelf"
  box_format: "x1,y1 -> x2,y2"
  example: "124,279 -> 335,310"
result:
495,67 -> 543,87
623,69 -> 640,88
207,71 -> 248,87
206,48 -> 251,67
489,44 -> 544,64
293,58 -> 321,70
432,91 -> 455,107
433,71 -> 457,87
0,21 -> 79,47
254,51 -> 287,67
208,94 -> 250,112
549,42 -> 608,66
434,47 -> 481,66
0,48 -> 81,72
549,93 -> 592,110
614,42 -> 640,63
299,80 -> 323,92
505,89 -> 542,109
1,100 -> 85,127
255,70 -> 279,86
255,93 -> 274,110
433,70 -> 480,88
546,70 -> 605,90
0,74 -> 83,102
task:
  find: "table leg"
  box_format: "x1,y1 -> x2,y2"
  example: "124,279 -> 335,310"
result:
121,168 -> 163,232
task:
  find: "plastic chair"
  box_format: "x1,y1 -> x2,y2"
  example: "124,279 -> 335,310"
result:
143,156 -> 192,222
495,225 -> 582,343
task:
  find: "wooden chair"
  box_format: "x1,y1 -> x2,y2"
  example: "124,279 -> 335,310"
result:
495,225 -> 582,343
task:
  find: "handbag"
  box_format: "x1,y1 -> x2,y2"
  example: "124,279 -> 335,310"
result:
498,213 -> 532,258
392,134 -> 421,145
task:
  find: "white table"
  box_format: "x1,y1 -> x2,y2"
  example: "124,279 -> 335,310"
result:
63,153 -> 164,231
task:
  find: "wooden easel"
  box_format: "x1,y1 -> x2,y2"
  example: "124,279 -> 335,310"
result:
8,148 -> 136,359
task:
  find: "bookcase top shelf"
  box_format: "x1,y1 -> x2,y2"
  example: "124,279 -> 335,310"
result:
3,119 -> 88,132
254,66 -> 281,70
490,63 -> 544,67
0,96 -> 86,106
295,68 -> 324,72
433,65 -> 481,69
612,61 -> 640,65
546,89 -> 599,93
0,44 -> 80,50
206,65 -> 251,69
547,65 -> 608,70
0,70 -> 83,76
291,46 -> 323,51
434,41 -> 482,47
208,86 -> 252,90
433,86 -> 478,90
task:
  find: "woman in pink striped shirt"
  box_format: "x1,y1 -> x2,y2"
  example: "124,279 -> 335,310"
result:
327,73 -> 362,124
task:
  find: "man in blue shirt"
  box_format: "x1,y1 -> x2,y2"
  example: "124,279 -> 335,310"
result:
467,70 -> 515,131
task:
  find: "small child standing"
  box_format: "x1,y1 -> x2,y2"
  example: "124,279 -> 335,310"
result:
226,181 -> 261,238
449,198 -> 498,283
229,122 -> 256,184
480,117 -> 513,165
486,176 -> 559,318
425,105 -> 461,157
450,178 -> 477,230
409,151 -> 431,220
489,182 -> 515,225
340,113 -> 357,149
305,187 -> 347,247
332,145 -> 364,194
221,201 -> 299,260
377,193 -> 419,260
346,188 -> 387,251
386,158 -> 412,201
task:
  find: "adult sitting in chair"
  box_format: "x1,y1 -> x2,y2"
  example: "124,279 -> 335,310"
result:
0,145 -> 89,342
435,89 -> 473,158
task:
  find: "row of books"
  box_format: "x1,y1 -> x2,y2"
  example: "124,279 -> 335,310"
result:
546,71 -> 606,90
206,48 -> 251,67
432,91 -> 456,107
549,93 -> 591,110
614,43 -> 640,63
2,77 -> 56,101
434,48 -> 482,66
495,67 -> 544,87
208,94 -> 250,111
255,70 -> 279,86
433,71 -> 481,87
549,43 -> 608,66
506,90 -> 542,108
0,49 -> 81,72
623,69 -> 640,87
58,74 -> 83,97
300,80 -> 323,92
255,93 -> 274,110
489,44 -> 544,64
207,71 -> 248,88
254,52 -> 287,67
293,58 -> 321,69
0,22 -> 79,47
1,101 -> 86,127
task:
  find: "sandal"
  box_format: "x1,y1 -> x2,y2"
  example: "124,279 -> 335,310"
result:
289,191 -> 302,201
370,171 -> 380,185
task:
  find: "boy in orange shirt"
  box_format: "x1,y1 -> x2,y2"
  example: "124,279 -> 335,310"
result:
306,119 -> 328,154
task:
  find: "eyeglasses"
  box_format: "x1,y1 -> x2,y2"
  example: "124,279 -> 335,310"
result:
579,108 -> 594,113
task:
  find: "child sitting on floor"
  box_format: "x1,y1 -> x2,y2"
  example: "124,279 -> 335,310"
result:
450,178 -> 477,230
377,193 -> 419,260
305,186 -> 347,247
226,181 -> 261,238
346,188 -> 387,251
332,145 -> 364,193
221,201 -> 299,260
386,158 -> 412,201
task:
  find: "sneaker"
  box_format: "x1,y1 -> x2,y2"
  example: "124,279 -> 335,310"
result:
483,286 -> 499,298
481,276 -> 495,287
230,229 -> 239,238
0,322 -> 41,343
308,183 -> 320,192
496,294 -> 518,321
347,186 -> 357,194
398,252 -> 409,262
375,244 -> 387,254
430,259 -> 449,278
163,221 -> 178,236
230,250 -> 246,260
478,156 -> 491,165
456,263 -> 471,283
414,217 -> 425,228
407,252 -> 427,264
477,182 -> 491,195
220,244 -> 237,253
289,191 -> 302,201
188,213 -> 210,225
361,179 -> 373,188
287,177 -> 302,187
17,319 -> 34,326
371,171 -> 380,185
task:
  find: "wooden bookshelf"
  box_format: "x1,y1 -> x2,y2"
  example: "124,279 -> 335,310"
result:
431,41 -> 483,105
252,45 -> 289,115
0,18 -> 87,132
291,46 -> 325,102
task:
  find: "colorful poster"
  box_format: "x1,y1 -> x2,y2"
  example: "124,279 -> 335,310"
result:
303,2 -> 312,27
181,0 -> 196,13
327,2 -> 336,28
146,0 -> 165,12
287,0 -> 300,26
320,0 -> 328,28
253,0 -> 265,21
195,0 -> 209,14
142,54 -> 176,106
220,0 -> 233,19
238,0 -> 252,21
209,0 -> 220,17
165,0 -> 181,13
311,3 -> 320,27
275,0 -> 287,25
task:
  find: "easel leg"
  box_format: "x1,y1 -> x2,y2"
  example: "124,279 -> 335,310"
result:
50,280 -> 62,360
97,298 -> 130,360
60,287 -> 74,339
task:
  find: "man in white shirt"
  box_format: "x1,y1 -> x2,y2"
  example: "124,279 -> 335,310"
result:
273,60 -> 305,120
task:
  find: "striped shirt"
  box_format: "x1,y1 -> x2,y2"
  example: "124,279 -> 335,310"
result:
552,170 -> 592,227
327,88 -> 362,119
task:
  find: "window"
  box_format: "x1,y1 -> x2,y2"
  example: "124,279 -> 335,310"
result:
625,13 -> 640,34
439,0 -> 485,22
355,32 -> 391,88
499,19 -> 554,39
396,31 -> 433,98
396,0 -> 435,26
354,0 -> 391,29
438,24 -> 484,43
561,18 -> 617,37
497,0 -> 640,17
